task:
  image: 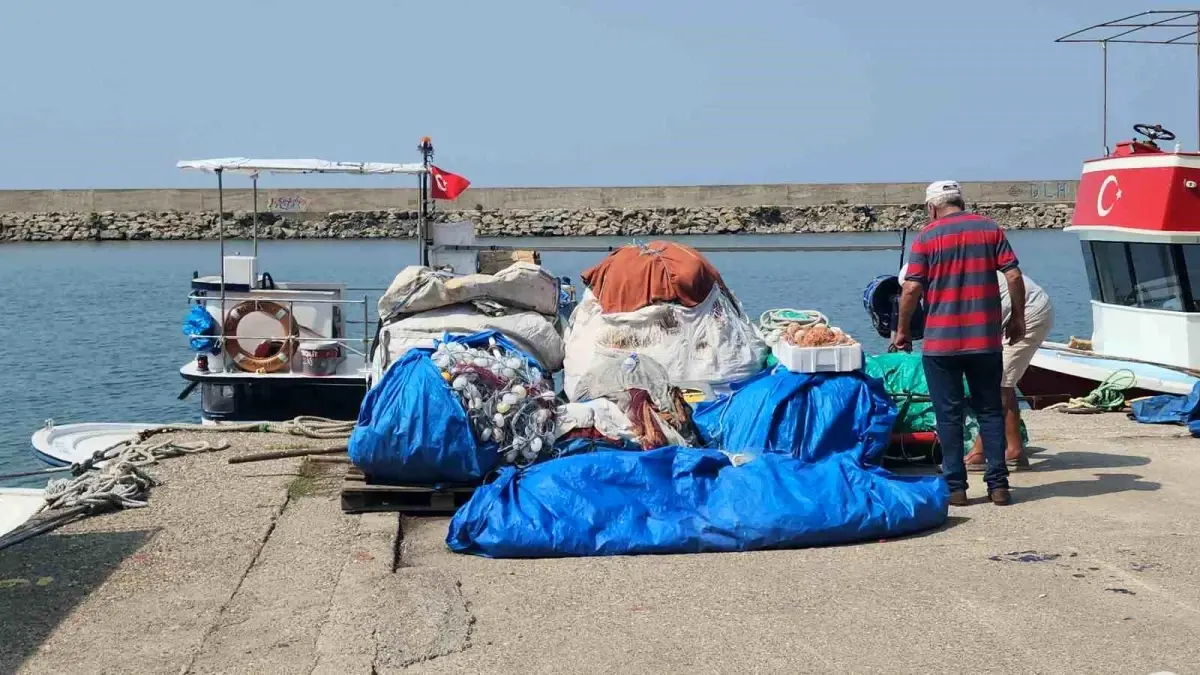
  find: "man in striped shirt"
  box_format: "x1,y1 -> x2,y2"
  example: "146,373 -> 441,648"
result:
894,180 -> 1027,507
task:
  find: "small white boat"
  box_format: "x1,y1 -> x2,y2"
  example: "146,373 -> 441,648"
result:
0,488 -> 45,539
30,421 -> 157,467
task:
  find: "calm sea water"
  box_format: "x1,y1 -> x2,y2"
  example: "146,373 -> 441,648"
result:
0,230 -> 1092,487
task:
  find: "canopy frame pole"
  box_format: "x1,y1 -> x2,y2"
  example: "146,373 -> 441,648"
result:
418,137 -> 434,266
1056,10 -> 1200,153
216,167 -> 227,372
251,172 -> 259,258
1102,42 -> 1109,155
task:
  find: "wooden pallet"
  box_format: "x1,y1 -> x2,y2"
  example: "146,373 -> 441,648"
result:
340,468 -> 477,515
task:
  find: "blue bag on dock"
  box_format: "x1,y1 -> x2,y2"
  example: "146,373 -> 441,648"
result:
691,367 -> 896,466
348,330 -> 540,484
447,447 -> 949,558
1130,381 -> 1200,437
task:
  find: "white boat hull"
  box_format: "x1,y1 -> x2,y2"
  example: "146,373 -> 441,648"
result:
30,422 -> 158,468
1018,341 -> 1198,408
0,488 -> 45,539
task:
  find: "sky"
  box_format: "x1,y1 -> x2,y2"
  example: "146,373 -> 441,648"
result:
1,1 -> 1199,189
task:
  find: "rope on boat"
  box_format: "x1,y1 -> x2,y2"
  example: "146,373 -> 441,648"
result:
0,416 -> 355,552
1045,369 -> 1137,414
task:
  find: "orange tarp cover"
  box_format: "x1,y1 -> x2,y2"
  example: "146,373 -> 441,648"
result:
580,241 -> 729,314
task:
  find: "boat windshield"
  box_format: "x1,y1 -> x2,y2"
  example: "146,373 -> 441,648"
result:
1081,240 -> 1200,311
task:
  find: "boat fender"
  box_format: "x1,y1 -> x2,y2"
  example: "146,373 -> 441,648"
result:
223,300 -> 298,373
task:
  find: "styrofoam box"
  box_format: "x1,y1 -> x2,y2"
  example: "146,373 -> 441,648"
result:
772,340 -> 863,373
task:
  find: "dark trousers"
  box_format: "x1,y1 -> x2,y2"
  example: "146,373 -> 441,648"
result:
922,352 -> 1009,493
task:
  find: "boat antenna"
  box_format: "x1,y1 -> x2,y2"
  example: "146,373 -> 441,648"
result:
1055,10 -> 1200,154
418,136 -> 434,267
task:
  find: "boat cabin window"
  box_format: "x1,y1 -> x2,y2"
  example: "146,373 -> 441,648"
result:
1181,246 -> 1200,311
1080,241 -> 1195,311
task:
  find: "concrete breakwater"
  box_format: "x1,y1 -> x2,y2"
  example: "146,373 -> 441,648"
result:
0,202 -> 1074,242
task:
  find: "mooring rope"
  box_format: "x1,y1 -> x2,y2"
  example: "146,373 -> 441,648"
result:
1045,369 -> 1137,414
0,415 -> 355,552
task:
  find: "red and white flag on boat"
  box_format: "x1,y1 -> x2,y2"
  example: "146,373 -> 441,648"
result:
429,165 -> 471,200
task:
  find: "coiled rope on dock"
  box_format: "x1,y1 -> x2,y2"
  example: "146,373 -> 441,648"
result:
0,416 -> 356,552
1046,369 -> 1137,414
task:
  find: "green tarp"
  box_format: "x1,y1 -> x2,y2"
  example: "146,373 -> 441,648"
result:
863,352 -> 1028,449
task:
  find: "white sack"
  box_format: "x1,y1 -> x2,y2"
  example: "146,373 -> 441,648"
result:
554,400 -> 640,444
562,286 -> 767,401
369,304 -> 565,386
377,262 -> 559,320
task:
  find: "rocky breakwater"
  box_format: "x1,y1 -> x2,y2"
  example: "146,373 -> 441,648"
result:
0,203 -> 1073,242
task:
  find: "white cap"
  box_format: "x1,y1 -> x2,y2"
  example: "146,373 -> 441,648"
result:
925,180 -> 962,203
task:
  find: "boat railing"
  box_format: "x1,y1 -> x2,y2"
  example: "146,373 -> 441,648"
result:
185,291 -> 381,375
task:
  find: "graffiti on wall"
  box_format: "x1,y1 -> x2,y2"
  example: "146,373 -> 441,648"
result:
267,195 -> 310,211
1022,180 -> 1070,198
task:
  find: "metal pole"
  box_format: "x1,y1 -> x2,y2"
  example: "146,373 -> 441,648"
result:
1195,12 -> 1199,149
420,141 -> 431,267
252,173 -> 259,258
217,168 -> 227,372
1102,41 -> 1110,155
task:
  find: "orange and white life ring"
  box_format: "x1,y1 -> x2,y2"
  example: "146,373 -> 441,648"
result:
222,300 -> 298,373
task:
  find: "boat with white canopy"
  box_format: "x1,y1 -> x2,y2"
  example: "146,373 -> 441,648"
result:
171,140 -> 472,424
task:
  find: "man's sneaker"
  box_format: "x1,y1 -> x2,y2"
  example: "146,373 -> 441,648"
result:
989,488 -> 1011,506
950,490 -> 969,506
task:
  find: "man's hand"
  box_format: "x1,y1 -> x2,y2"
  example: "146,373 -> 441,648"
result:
1006,316 -> 1026,346
892,330 -> 912,352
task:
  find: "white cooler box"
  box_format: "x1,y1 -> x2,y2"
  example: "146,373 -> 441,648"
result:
772,340 -> 863,374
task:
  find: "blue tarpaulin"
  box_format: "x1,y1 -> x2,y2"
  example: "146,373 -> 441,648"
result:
182,305 -> 219,353
1130,381 -> 1200,437
447,367 -> 952,558
690,366 -> 896,466
347,330 -> 542,484
447,447 -> 949,558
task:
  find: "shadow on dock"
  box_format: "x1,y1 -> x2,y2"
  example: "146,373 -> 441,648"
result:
1026,447 -> 1152,472
0,528 -> 155,673
1013,473 -> 1161,503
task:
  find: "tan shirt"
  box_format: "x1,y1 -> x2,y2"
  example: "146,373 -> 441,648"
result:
899,264 -> 1051,328
997,271 -> 1050,327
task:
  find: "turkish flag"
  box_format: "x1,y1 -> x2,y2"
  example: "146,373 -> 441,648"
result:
429,165 -> 470,200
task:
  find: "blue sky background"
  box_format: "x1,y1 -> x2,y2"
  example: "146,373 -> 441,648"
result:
1,1 -> 1198,188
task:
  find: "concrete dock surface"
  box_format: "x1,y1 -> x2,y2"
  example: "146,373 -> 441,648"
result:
2,410 -> 1199,674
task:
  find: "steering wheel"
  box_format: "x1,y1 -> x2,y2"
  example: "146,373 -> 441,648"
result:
1133,123 -> 1176,143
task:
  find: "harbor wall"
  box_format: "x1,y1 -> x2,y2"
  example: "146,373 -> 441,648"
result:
0,180 -> 1078,242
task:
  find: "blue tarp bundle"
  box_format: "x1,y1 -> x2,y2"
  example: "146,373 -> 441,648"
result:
182,305 -> 219,353
447,446 -> 949,558
691,366 -> 896,466
1130,381 -> 1200,437
447,366 -> 951,558
347,330 -> 541,484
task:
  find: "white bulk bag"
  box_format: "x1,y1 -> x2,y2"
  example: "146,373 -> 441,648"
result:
377,262 -> 559,321
369,304 -> 565,386
562,286 -> 767,401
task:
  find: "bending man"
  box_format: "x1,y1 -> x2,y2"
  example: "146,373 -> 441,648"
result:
963,271 -> 1053,470
894,180 -> 1026,507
